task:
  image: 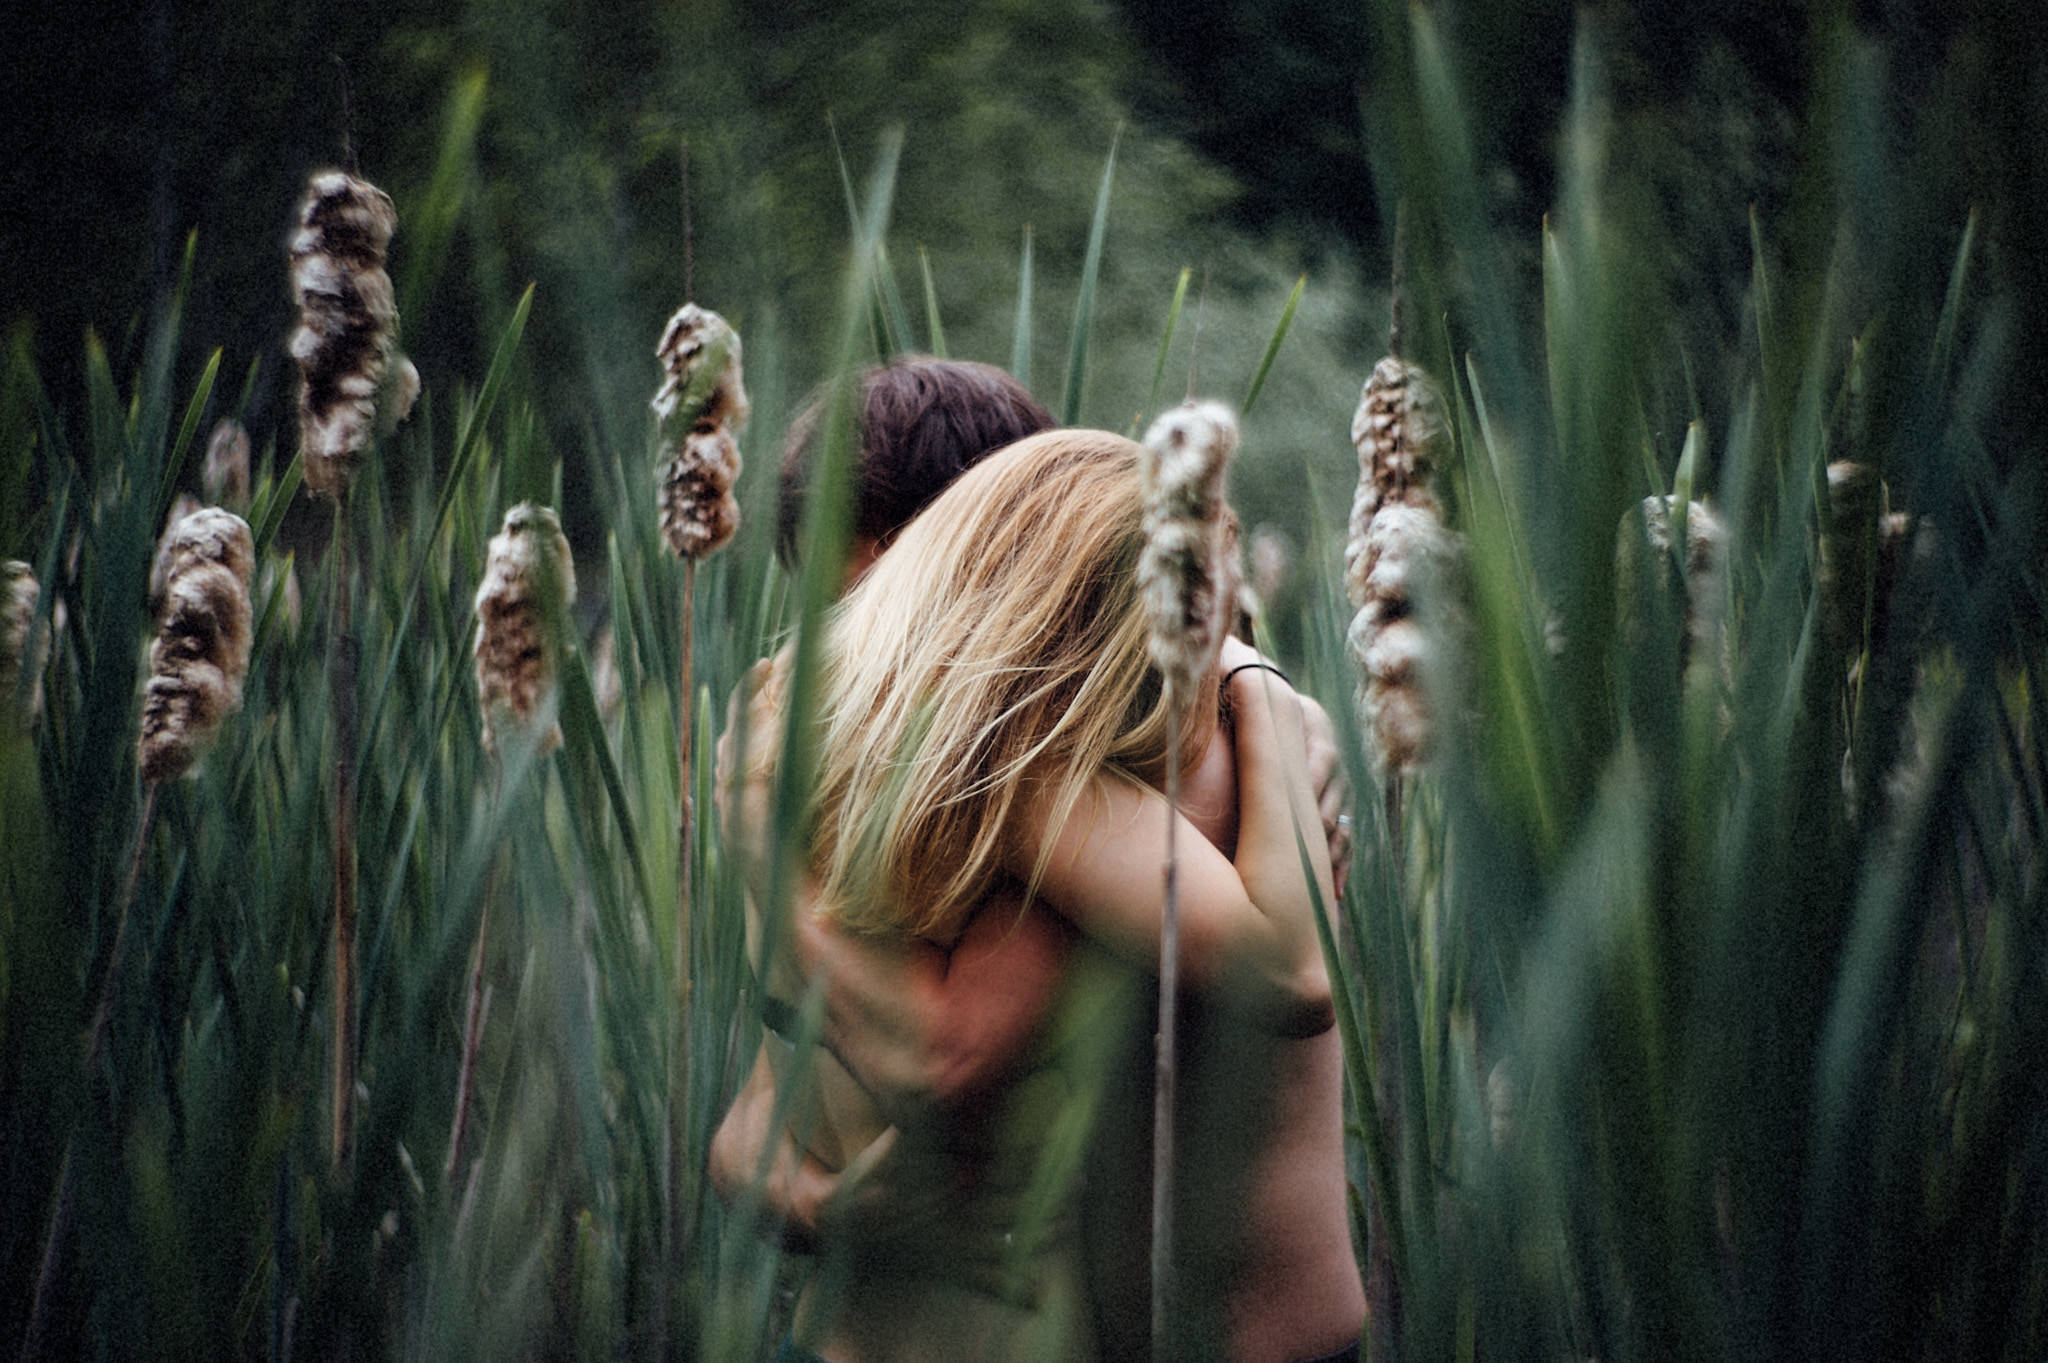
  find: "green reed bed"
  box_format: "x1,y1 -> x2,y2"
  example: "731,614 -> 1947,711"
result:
3,6 -> 2045,1361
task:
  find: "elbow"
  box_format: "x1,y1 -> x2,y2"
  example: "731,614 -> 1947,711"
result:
1274,960 -> 1335,1039
924,1039 -> 1015,1111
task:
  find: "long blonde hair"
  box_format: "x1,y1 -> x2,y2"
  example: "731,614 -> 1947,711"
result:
806,428 -> 1223,943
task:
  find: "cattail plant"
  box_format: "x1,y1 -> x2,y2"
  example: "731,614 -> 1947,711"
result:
3,560 -> 43,729
25,508 -> 254,1363
290,166 -> 411,1170
1618,493 -> 1729,670
449,502 -> 576,1186
108,506 -> 253,1248
473,502 -> 577,758
651,299 -> 747,1307
289,171 -> 409,501
1344,354 -> 1458,776
125,508 -> 254,1027
137,508 -> 256,785
1137,397 -> 1238,1359
1340,330 -> 1461,1362
654,303 -> 748,559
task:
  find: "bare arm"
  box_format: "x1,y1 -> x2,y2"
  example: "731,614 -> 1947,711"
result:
1005,650 -> 1336,1036
707,1045 -> 838,1253
794,884 -> 1073,1122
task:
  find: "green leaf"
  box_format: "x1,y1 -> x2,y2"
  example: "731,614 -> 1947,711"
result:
1143,266 -> 1192,431
1927,208 -> 1978,387
1240,274 -> 1304,418
398,66 -> 488,326
1061,129 -> 1120,427
153,347 -> 221,529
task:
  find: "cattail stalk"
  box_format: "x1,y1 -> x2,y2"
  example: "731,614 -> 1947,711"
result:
291,167 -> 409,1171
328,522 -> 359,1171
651,301 -> 747,1311
1138,399 -> 1237,1362
1344,275 -> 1453,1358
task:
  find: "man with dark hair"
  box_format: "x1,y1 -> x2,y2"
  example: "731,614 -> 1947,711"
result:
713,355 -> 1363,1362
776,354 -> 1057,577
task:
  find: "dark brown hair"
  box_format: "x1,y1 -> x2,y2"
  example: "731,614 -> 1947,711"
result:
776,356 -> 1055,565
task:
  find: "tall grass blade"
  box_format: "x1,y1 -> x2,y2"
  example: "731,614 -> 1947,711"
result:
1928,208 -> 1979,386
1143,266 -> 1192,429
917,246 -> 948,358
1240,274 -> 1304,417
871,240 -> 914,358
1061,129 -> 1120,426
398,67 -> 488,325
421,282 -> 534,579
153,347 -> 220,526
1011,225 -> 1034,387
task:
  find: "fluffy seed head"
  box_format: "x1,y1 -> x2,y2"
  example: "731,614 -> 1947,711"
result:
138,508 -> 255,782
658,425 -> 743,560
652,303 -> 749,435
1345,355 -> 1448,609
474,502 -> 576,758
290,170 -> 402,501
1139,400 -> 1238,692
651,304 -> 748,561
3,561 -> 43,728
1345,502 -> 1461,775
153,501 -> 253,606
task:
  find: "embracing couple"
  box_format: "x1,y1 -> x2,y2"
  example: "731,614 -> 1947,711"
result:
711,358 -> 1364,1363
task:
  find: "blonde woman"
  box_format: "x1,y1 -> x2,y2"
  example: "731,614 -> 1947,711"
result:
720,429 -> 1336,1363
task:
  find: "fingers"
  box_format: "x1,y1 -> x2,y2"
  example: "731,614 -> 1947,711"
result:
1327,811 -> 1353,900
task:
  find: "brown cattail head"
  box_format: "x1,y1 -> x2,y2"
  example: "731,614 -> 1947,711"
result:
652,304 -> 749,436
1346,503 -> 1461,774
202,420 -> 252,508
653,304 -> 748,562
1139,400 -> 1238,693
1344,350 -> 1460,777
658,425 -> 743,561
474,502 -> 577,759
1345,355 -> 1448,610
289,170 -> 402,502
138,508 -> 255,783
3,561 -> 43,729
